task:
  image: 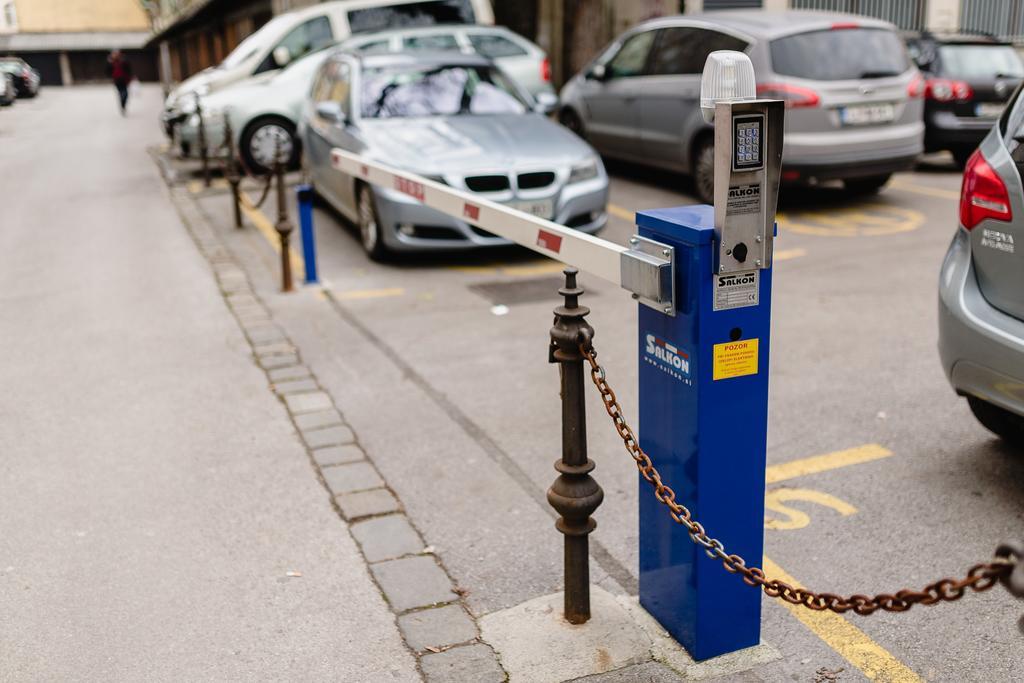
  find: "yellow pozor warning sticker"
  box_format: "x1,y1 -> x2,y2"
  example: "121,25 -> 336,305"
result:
713,339 -> 759,380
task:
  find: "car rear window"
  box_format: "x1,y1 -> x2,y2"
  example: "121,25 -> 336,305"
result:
770,28 -> 909,81
939,45 -> 1024,80
468,33 -> 527,58
348,0 -> 475,34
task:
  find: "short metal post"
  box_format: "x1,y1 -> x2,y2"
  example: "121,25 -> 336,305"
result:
195,93 -> 210,188
547,267 -> 604,624
274,149 -> 294,293
223,116 -> 242,229
296,184 -> 318,284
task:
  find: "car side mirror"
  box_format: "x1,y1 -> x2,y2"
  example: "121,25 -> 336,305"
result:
272,45 -> 292,68
315,100 -> 346,124
589,64 -> 607,81
534,91 -> 558,115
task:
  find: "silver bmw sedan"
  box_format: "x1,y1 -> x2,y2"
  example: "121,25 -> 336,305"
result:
300,51 -> 608,259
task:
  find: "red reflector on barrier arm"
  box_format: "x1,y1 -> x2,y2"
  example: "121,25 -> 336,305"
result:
537,229 -> 563,253
394,177 -> 425,202
360,164 -> 370,177
463,203 -> 480,220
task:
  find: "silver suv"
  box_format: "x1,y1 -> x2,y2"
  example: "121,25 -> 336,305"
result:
558,10 -> 924,203
939,86 -> 1024,445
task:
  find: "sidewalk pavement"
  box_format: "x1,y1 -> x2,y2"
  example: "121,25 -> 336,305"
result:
0,86 -> 418,680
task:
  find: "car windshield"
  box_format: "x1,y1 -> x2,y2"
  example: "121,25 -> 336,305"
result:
348,0 -> 475,34
220,15 -> 291,69
939,45 -> 1024,79
770,28 -> 909,81
360,64 -> 529,118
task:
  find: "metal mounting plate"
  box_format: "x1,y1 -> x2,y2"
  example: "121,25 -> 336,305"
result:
621,235 -> 675,316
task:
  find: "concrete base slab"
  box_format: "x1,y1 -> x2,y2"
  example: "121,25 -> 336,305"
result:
479,586 -> 780,683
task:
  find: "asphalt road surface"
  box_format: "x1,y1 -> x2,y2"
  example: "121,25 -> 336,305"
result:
7,85 -> 1021,682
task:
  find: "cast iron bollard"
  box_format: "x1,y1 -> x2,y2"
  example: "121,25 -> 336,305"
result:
547,267 -> 604,624
223,116 -> 242,229
273,147 -> 294,293
195,93 -> 210,188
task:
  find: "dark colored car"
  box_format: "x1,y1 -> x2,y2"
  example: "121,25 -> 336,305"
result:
905,32 -> 1023,166
0,58 -> 40,98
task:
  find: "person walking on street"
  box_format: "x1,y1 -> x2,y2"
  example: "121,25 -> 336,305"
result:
108,50 -> 133,115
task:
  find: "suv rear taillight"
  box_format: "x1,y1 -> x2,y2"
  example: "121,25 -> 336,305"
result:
541,57 -> 551,83
907,72 -> 925,98
960,150 -> 1012,229
926,78 -> 973,102
756,83 -> 820,108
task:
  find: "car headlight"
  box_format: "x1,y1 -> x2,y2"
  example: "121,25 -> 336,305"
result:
569,158 -> 599,184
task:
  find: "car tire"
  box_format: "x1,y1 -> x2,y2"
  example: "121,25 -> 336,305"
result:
240,116 -> 299,175
844,174 -> 891,195
693,136 -> 715,205
951,147 -> 974,169
357,183 -> 390,262
559,108 -> 586,139
968,396 -> 1024,446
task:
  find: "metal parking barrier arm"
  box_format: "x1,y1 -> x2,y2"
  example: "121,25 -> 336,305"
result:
330,149 -> 675,312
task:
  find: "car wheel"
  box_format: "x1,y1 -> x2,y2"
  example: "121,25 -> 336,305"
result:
951,147 -> 974,169
559,108 -> 586,139
357,184 -> 390,261
844,174 -> 891,195
693,136 -> 715,205
240,116 -> 299,175
968,397 -> 1024,446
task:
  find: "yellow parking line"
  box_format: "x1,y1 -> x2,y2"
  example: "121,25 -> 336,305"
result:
889,180 -> 960,201
608,203 -> 634,222
238,196 -> 306,280
332,287 -> 405,300
766,444 -> 892,484
762,557 -> 922,682
774,247 -> 806,261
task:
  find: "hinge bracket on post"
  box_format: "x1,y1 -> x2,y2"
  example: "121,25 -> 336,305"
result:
621,235 -> 675,316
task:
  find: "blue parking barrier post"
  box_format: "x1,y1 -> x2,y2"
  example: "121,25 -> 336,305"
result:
296,184 -> 318,285
635,205 -> 772,661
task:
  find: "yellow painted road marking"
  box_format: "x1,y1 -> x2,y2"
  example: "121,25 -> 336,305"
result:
766,444 -> 892,484
608,203 -> 634,222
764,487 -> 857,530
762,556 -> 923,682
779,206 -> 922,237
332,287 -> 405,301
238,195 -> 306,280
889,179 -> 960,201
188,178 -> 229,194
775,247 -> 806,261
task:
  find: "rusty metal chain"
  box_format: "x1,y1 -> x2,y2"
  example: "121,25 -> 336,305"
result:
580,342 -> 1018,615
244,170 -> 275,209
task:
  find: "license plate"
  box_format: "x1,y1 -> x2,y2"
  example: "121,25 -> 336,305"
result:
975,102 -> 1005,118
839,103 -> 896,126
508,199 -> 554,220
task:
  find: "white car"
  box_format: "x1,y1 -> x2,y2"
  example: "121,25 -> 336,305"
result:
162,0 -> 494,135
341,24 -> 556,98
176,47 -> 334,173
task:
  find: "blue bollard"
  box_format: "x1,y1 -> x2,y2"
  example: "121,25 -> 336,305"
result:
296,184 -> 318,285
636,205 -> 772,661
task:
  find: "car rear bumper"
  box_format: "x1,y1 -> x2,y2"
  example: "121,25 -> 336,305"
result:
938,228 -> 1024,416
925,110 -> 998,150
783,121 -> 923,180
372,179 -> 608,252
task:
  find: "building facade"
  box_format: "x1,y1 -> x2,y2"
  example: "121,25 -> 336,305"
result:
0,0 -> 158,85
143,0 -> 1024,92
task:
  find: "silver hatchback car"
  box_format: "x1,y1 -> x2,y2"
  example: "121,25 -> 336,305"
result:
558,10 -> 924,203
300,51 -> 608,259
939,86 -> 1024,445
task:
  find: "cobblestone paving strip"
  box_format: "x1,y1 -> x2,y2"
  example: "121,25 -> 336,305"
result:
168,184 -> 507,682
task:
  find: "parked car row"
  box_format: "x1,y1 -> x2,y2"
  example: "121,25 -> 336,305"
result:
0,57 -> 41,107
